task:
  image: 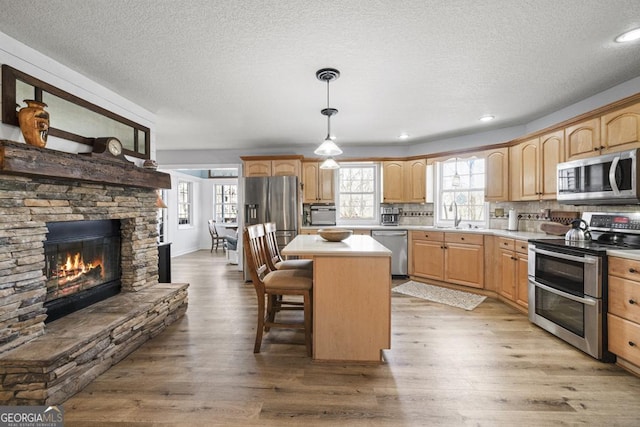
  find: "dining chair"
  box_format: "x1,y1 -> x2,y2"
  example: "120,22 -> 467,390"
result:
207,219 -> 226,252
263,222 -> 313,272
243,224 -> 312,356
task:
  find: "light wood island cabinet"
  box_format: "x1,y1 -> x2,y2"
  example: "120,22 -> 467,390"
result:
302,161 -> 335,203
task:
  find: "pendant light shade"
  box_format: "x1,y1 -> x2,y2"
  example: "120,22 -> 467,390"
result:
315,68 -> 341,165
452,158 -> 461,187
319,157 -> 339,169
314,137 -> 343,156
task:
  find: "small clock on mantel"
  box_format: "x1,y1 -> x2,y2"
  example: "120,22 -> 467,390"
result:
84,137 -> 132,163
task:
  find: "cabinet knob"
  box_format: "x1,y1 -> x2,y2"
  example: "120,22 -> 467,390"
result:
630,299 -> 637,305
629,341 -> 637,347
630,268 -> 637,274
461,237 -> 465,241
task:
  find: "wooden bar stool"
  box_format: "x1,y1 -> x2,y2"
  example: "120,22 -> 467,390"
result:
243,224 -> 312,356
263,222 -> 313,273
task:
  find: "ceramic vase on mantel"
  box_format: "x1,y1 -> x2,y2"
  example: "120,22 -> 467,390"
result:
18,99 -> 49,148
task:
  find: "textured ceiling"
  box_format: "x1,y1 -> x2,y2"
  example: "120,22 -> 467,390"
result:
1,0 -> 640,153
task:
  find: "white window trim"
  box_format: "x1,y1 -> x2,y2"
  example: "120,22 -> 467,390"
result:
434,157 -> 489,229
177,180 -> 193,229
336,162 -> 380,225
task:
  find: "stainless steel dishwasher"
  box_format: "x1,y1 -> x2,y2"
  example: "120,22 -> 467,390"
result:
371,229 -> 408,276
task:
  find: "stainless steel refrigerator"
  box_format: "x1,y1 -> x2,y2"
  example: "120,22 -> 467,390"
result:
244,175 -> 299,249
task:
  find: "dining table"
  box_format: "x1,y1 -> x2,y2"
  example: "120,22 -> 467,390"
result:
282,234 -> 392,363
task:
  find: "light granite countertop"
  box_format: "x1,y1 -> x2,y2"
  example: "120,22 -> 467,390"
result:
605,249 -> 640,260
301,225 -> 553,242
283,234 -> 392,257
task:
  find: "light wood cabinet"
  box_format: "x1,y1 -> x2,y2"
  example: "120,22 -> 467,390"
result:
484,147 -> 509,201
244,160 -> 272,177
382,159 -> 426,203
444,233 -> 484,289
496,237 -> 528,311
565,117 -> 601,160
302,161 -> 335,203
382,160 -> 405,203
242,157 -> 302,177
602,102 -> 640,152
410,231 -> 484,289
410,231 -> 445,281
404,159 -> 427,203
510,131 -> 563,201
608,255 -> 640,368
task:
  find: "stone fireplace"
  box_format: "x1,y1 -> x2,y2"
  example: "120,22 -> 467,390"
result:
0,140 -> 188,404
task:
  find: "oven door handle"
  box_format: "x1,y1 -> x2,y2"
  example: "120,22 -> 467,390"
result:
530,280 -> 598,306
530,247 -> 597,264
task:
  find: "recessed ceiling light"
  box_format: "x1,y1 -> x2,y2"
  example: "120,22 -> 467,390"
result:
398,133 -> 409,140
615,28 -> 640,43
479,115 -> 495,122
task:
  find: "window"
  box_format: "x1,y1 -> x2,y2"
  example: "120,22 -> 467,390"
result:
337,163 -> 379,224
435,157 -> 487,227
177,181 -> 192,226
214,184 -> 238,223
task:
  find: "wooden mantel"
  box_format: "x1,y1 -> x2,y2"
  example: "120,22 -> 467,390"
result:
0,140 -> 171,189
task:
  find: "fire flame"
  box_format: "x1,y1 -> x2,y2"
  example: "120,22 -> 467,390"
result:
57,252 -> 104,285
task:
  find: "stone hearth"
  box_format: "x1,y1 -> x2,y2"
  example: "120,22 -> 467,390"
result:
0,140 -> 188,404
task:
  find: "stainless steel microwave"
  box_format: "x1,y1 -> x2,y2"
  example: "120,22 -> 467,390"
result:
557,148 -> 640,205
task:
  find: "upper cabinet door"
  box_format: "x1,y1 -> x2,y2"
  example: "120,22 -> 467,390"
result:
317,167 -> 335,203
382,161 -> 405,203
565,117 -> 601,160
244,160 -> 272,177
272,159 -> 301,177
539,130 -> 564,200
602,102 -> 640,152
510,138 -> 540,201
484,147 -> 509,202
404,159 -> 426,203
302,162 -> 320,202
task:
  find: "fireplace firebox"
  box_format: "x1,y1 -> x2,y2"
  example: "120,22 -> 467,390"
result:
44,220 -> 121,322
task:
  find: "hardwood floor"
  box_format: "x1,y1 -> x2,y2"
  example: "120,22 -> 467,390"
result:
64,250 -> 640,426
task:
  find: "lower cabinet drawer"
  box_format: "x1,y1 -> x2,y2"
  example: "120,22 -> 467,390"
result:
608,313 -> 640,366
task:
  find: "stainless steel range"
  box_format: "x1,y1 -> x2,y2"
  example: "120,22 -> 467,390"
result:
528,212 -> 640,361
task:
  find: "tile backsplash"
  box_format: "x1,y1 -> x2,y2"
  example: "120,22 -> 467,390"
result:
390,200 -> 640,232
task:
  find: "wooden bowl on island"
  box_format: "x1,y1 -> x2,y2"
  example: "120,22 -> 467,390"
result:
318,228 -> 353,242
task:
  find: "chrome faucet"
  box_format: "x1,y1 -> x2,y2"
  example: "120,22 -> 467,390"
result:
449,201 -> 461,228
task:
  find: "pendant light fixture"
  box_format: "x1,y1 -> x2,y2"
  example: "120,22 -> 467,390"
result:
314,68 -> 342,166
319,157 -> 339,169
452,157 -> 461,187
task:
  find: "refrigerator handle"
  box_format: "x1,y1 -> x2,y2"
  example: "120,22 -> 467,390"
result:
264,181 -> 271,222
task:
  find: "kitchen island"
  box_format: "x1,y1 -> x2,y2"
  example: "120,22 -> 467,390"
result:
282,234 -> 392,363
